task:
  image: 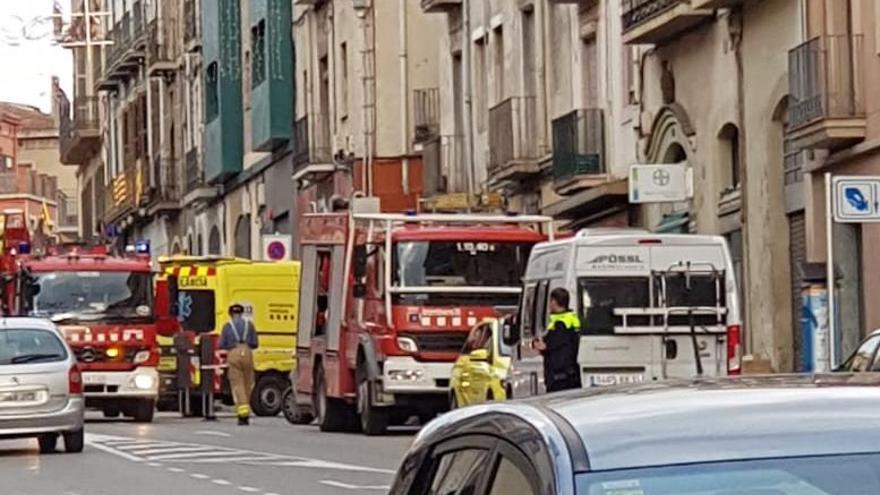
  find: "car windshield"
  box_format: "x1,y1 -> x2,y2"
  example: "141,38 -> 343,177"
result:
578,453 -> 880,495
0,329 -> 68,365
29,271 -> 153,321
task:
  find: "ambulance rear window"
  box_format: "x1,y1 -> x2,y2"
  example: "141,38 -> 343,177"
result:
177,290 -> 216,333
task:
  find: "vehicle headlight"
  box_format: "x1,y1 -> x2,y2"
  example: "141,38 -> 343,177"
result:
388,369 -> 424,381
105,347 -> 120,359
397,337 -> 418,353
133,374 -> 156,390
133,350 -> 151,364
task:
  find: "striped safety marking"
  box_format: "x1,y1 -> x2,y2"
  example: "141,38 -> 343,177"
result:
169,265 -> 217,277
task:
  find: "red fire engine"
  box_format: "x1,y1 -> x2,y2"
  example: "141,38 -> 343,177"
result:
0,210 -> 161,422
291,204 -> 553,435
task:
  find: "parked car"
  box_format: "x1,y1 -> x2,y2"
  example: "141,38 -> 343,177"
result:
838,329 -> 880,372
0,318 -> 85,454
390,374 -> 880,494
450,318 -> 513,409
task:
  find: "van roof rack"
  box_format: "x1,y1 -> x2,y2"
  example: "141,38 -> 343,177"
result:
576,227 -> 649,238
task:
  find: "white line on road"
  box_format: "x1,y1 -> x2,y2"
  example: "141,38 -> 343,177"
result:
147,462 -> 162,467
147,450 -> 253,461
85,437 -> 144,462
195,430 -> 232,438
190,473 -> 210,480
167,467 -> 185,473
132,446 -> 216,456
238,486 -> 260,493
320,480 -> 390,491
211,479 -> 232,486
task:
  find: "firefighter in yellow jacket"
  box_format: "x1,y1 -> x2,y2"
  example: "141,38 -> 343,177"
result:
219,304 -> 259,425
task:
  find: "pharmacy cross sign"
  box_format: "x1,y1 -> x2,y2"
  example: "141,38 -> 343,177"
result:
652,169 -> 671,187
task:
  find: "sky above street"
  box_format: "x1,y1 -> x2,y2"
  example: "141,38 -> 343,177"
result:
0,0 -> 72,112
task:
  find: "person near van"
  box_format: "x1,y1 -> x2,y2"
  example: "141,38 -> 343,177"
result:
532,288 -> 582,392
220,304 -> 259,425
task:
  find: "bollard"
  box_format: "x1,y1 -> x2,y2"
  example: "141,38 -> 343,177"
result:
199,336 -> 218,421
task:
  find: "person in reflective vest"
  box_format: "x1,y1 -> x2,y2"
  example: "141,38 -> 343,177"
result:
220,304 -> 259,425
532,288 -> 582,392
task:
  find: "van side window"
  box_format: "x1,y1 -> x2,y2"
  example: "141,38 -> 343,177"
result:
520,285 -> 536,338
533,281 -> 549,334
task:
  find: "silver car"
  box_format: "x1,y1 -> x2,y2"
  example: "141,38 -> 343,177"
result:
0,318 -> 85,454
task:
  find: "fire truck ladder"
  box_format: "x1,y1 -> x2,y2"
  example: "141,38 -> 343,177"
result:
655,261 -> 727,379
345,213 -> 555,327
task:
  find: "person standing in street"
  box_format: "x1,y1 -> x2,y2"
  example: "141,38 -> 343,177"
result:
532,288 -> 582,392
220,304 -> 259,425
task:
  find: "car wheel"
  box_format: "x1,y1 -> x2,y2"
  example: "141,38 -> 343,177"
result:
251,375 -> 285,417
356,367 -> 388,436
282,387 -> 314,425
132,400 -> 155,423
63,429 -> 84,453
315,367 -> 353,432
38,434 -> 58,454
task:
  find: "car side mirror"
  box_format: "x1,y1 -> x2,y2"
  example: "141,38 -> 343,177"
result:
502,321 -> 520,346
469,349 -> 490,362
354,245 -> 368,279
353,283 -> 367,299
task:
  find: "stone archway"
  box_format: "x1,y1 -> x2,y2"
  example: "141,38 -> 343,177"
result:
208,226 -> 221,255
234,215 -> 251,259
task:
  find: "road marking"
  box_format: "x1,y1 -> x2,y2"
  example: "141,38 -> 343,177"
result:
167,467 -> 185,473
147,462 -> 162,467
190,473 -> 210,480
320,480 -> 390,491
195,430 -> 232,438
211,479 -> 232,486
238,487 -> 260,493
86,433 -> 394,473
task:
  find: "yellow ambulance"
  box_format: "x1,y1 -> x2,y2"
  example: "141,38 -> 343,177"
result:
156,256 -> 300,416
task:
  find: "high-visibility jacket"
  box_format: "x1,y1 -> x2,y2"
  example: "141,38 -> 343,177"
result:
543,310 -> 582,391
547,311 -> 582,332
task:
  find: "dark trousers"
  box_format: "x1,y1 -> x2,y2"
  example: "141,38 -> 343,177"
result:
546,371 -> 581,393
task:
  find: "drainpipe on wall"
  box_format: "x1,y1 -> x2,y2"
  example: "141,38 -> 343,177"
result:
462,0 -> 474,202
537,0 -> 549,156
399,0 -> 410,195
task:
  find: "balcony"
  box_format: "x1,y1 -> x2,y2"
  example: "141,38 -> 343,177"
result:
56,190 -> 79,234
105,167 -> 141,223
786,35 -> 865,152
145,157 -> 181,215
421,0 -> 461,13
292,114 -> 335,183
621,0 -> 712,45
183,0 -> 200,52
147,19 -> 176,76
488,96 -> 541,183
102,3 -> 147,85
413,88 -> 439,144
183,148 -> 217,206
59,96 -> 101,165
552,109 -> 607,196
692,0 -> 743,8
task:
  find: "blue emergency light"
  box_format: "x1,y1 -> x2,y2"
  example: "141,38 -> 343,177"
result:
135,241 -> 150,255
17,242 -> 31,255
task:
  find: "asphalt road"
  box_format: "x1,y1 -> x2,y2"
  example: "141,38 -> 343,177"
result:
0,412 -> 415,495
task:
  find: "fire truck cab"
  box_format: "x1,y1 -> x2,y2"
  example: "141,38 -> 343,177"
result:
292,204 -> 552,435
0,211 -> 159,422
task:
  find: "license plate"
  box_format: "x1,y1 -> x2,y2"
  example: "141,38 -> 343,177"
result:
586,374 -> 645,387
83,374 -> 105,385
0,391 -> 39,402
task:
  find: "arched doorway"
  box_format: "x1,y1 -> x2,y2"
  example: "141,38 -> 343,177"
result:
234,215 -> 251,259
208,226 -> 221,255
197,234 -> 204,256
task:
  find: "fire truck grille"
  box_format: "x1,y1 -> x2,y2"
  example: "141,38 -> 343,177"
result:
73,347 -> 139,364
400,332 -> 468,354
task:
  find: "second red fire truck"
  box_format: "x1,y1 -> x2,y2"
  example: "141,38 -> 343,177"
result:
290,202 -> 552,435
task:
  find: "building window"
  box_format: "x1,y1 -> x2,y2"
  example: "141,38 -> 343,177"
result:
719,123 -> 741,190
0,155 -> 12,170
251,20 -> 266,88
339,42 -> 349,119
582,34 -> 599,108
205,62 -> 219,122
234,214 -> 252,259
493,26 -> 504,105
475,37 -> 487,133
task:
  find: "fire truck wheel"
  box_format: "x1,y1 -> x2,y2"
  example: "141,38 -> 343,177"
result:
251,375 -> 285,417
132,400 -> 155,423
37,434 -> 58,454
356,370 -> 389,436
282,388 -> 314,425
315,368 -> 352,432
63,429 -> 84,453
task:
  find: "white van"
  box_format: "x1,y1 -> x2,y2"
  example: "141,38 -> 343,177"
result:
505,228 -> 742,398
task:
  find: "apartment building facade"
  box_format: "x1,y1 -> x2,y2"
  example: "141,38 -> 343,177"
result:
620,0 -> 803,371
292,0 -> 445,223
786,0 -> 880,364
